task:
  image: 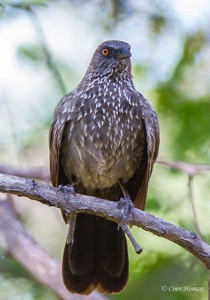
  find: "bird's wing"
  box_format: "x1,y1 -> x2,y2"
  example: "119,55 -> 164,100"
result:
49,94 -> 73,187
126,98 -> 159,210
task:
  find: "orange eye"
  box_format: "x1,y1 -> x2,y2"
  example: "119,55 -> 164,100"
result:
102,48 -> 109,56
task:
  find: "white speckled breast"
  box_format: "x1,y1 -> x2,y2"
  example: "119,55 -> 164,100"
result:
61,79 -> 146,190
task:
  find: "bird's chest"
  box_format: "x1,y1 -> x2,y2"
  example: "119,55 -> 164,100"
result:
77,94 -> 142,154
62,87 -> 145,189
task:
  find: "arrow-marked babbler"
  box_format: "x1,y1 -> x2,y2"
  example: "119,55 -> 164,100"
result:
49,40 -> 159,295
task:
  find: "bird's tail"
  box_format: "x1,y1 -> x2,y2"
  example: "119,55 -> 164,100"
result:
62,213 -> 128,295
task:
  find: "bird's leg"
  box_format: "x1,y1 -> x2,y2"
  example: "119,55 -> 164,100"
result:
57,181 -> 78,226
58,181 -> 78,245
57,181 -> 78,214
117,181 -> 134,224
117,182 -> 142,254
66,212 -> 77,245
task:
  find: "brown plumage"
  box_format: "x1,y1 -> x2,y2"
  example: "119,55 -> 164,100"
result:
49,40 -> 159,295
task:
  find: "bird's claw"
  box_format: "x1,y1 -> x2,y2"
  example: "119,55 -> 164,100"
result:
58,184 -> 76,195
30,179 -> 37,189
57,184 -> 76,211
117,196 -> 134,228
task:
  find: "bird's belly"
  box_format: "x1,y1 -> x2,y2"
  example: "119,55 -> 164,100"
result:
68,143 -> 139,190
61,117 -> 145,190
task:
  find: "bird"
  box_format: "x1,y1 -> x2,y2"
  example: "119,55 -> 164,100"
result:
49,40 -> 159,295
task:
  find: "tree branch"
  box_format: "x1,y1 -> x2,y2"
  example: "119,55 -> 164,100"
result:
0,165 -> 50,181
157,159 -> 210,176
0,173 -> 210,270
187,175 -> 204,239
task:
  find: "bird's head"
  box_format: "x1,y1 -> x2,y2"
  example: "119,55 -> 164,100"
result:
86,40 -> 132,80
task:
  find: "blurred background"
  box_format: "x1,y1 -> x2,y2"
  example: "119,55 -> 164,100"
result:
0,0 -> 210,299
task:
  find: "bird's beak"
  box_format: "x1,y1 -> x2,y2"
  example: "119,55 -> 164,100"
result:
117,49 -> 132,60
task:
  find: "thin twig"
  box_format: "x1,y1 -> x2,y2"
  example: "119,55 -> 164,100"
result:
188,175 -> 204,240
158,158 -> 209,243
121,223 -> 142,254
158,159 -> 210,176
3,3 -> 67,95
27,7 -> 67,95
0,165 -> 50,181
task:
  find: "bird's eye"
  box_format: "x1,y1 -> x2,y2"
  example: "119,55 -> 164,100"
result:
102,48 -> 109,56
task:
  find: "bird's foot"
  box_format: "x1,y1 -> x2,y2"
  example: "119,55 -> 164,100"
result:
117,181 -> 134,226
58,184 -> 76,196
117,196 -> 134,227
57,184 -> 76,216
117,195 -> 142,254
117,183 -> 142,254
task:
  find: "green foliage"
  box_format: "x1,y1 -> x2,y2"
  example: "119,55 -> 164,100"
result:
0,255 -> 57,300
156,33 -> 210,161
110,254 -> 208,300
17,44 -> 44,63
